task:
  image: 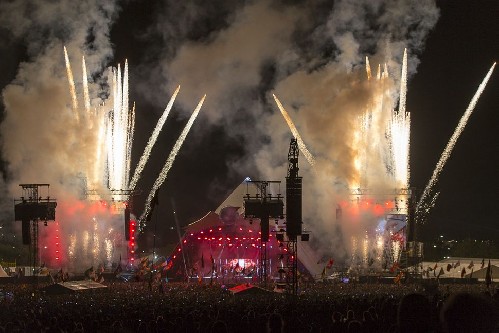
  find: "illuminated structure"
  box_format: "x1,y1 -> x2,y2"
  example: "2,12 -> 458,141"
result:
14,184 -> 57,272
60,49 -> 203,270
244,180 -> 284,285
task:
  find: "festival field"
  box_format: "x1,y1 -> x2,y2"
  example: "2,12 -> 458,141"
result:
0,281 -> 497,332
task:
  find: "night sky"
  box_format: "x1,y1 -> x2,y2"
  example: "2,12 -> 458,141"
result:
0,0 -> 497,253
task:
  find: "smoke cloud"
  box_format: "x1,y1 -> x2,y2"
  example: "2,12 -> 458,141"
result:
0,0 -> 122,270
0,0 -> 439,271
144,0 -> 439,265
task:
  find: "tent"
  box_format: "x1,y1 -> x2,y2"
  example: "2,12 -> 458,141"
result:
0,265 -> 9,277
167,178 -> 315,282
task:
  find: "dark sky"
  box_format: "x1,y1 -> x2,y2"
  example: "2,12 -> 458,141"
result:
408,1 -> 498,241
0,0 -> 497,251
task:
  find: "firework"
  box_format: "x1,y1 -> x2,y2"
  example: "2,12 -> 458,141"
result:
129,85 -> 181,190
63,46 -> 79,118
139,95 -> 206,229
272,93 -> 316,168
416,62 -> 496,222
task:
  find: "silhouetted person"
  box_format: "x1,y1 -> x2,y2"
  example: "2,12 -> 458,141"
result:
267,313 -> 284,333
440,292 -> 498,333
397,293 -> 432,333
347,320 -> 363,332
211,320 -> 228,333
330,311 -> 345,333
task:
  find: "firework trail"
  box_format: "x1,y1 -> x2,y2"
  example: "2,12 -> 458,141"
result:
129,85 -> 181,190
416,62 -> 496,222
63,46 -> 79,119
108,62 -> 134,192
390,49 -> 410,188
82,56 -> 91,115
399,49 -> 408,114
139,95 -> 206,229
272,93 -> 316,168
366,56 -> 372,81
126,102 -> 136,189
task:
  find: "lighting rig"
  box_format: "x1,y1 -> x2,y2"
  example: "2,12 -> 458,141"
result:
282,138 -> 309,295
14,184 -> 57,274
244,180 -> 283,286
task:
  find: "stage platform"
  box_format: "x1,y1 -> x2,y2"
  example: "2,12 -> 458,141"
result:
228,283 -> 274,296
41,281 -> 107,295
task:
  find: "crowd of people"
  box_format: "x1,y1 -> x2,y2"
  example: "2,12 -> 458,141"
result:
0,279 -> 497,332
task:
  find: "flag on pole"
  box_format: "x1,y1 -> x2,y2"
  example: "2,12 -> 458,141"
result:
446,263 -> 452,272
481,258 -> 485,269
461,267 -> 466,278
467,260 -> 474,269
326,258 -> 334,269
485,259 -> 492,288
453,260 -> 460,269
437,267 -> 444,278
